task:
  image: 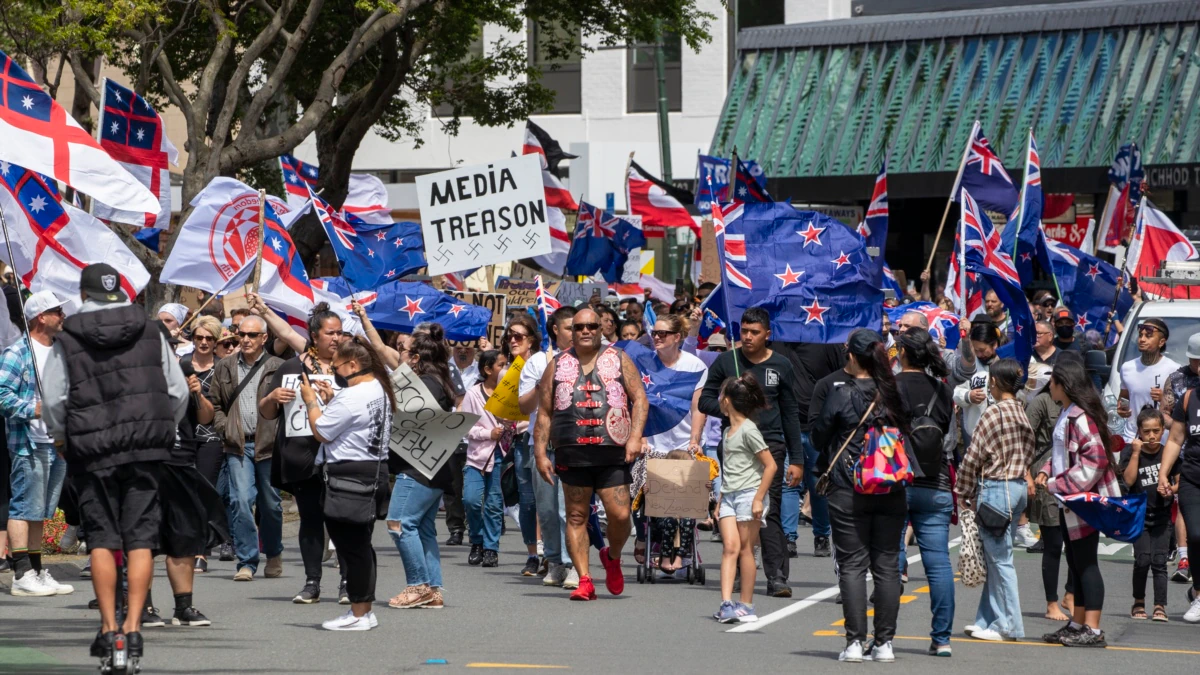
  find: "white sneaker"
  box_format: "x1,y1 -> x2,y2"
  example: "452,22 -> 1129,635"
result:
1184,595 -> 1200,624
10,570 -> 55,597
321,610 -> 374,631
1013,525 -> 1040,548
536,540 -> 545,558
838,640 -> 864,663
970,628 -> 1004,641
38,569 -> 74,595
865,640 -> 894,663
542,564 -> 568,586
963,624 -> 979,636
562,566 -> 580,590
366,611 -> 379,628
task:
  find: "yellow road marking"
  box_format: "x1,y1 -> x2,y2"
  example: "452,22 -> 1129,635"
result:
912,585 -> 930,594
465,664 -> 570,669
899,594 -> 918,604
809,633 -> 1200,656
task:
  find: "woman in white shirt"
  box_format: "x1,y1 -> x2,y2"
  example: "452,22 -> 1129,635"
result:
300,337 -> 395,632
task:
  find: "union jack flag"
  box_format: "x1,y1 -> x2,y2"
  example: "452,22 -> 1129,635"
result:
575,202 -> 617,238
310,187 -> 358,251
861,160 -> 888,253
952,120 -> 1019,217
534,275 -> 561,352
961,188 -> 1021,286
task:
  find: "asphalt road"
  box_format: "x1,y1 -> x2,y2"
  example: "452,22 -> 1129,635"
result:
2,513 -> 1199,674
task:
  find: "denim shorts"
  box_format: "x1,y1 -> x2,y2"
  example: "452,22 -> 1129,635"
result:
8,442 -> 67,521
718,488 -> 769,525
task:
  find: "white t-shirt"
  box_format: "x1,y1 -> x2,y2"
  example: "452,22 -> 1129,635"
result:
1120,356 -> 1181,441
645,351 -> 708,453
518,351 -> 550,435
27,340 -> 53,444
1052,406 -> 1071,477
314,379 -> 393,465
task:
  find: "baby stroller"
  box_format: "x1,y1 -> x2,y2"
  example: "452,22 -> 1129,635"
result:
635,506 -> 705,585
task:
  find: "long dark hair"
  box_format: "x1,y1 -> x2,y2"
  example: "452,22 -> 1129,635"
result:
720,373 -> 767,417
897,328 -> 949,379
335,335 -> 396,412
852,338 -> 910,435
1051,359 -> 1114,463
502,313 -> 540,360
989,358 -> 1024,396
410,323 -> 455,404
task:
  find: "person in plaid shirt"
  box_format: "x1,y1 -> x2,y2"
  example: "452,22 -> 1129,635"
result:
0,291 -> 73,597
955,359 -> 1035,643
1037,358 -> 1122,648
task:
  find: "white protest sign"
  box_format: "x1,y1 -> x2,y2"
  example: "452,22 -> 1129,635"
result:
415,154 -> 551,275
281,374 -> 338,438
389,364 -> 479,480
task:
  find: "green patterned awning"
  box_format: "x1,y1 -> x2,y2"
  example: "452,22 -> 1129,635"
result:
711,1 -> 1200,178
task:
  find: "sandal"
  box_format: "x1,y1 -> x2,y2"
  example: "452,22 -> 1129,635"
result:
1152,606 -> 1169,622
1130,603 -> 1147,620
634,541 -> 646,565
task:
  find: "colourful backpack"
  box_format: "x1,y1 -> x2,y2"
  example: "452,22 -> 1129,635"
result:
853,424 -> 914,495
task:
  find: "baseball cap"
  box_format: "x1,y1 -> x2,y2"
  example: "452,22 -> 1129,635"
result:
1187,333 -> 1200,360
23,291 -> 67,321
1053,306 -> 1075,323
79,263 -> 127,302
706,334 -> 728,350
1138,317 -> 1170,339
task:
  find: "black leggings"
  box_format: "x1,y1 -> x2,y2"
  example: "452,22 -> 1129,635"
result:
1177,478 -> 1200,593
1039,522 -> 1076,603
1062,521 -> 1103,611
292,475 -> 329,583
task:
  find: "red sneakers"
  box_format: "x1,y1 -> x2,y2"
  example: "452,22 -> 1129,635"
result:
569,575 -> 596,601
600,546 -> 624,596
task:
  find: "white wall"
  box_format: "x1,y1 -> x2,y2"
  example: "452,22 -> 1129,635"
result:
784,0 -> 852,23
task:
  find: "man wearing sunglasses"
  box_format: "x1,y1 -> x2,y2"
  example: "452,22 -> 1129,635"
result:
532,307 -> 649,601
1118,318 -> 1180,445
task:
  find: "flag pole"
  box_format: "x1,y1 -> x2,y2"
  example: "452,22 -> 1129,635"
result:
1010,128 -> 1032,260
925,121 -> 976,276
252,188 -> 267,292
179,264 -> 251,332
707,174 -> 740,377
957,203 -> 966,317
0,202 -> 45,399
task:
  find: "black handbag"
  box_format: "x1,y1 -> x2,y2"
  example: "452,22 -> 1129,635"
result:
323,460 -> 383,525
975,481 -> 1013,538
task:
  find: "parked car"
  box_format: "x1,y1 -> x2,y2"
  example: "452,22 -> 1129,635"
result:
1103,300 -> 1200,435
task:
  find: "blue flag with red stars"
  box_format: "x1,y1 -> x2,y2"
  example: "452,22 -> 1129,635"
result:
309,186 -> 425,291
318,277 -> 489,341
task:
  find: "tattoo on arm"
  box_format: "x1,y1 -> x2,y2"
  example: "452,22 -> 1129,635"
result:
620,352 -> 649,439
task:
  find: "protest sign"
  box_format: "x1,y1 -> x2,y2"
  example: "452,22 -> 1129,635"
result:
415,154 -> 549,275
494,276 -> 540,308
644,458 -> 711,519
281,374 -> 339,438
484,354 -> 527,421
389,364 -> 480,480
448,290 -> 507,346
554,281 -> 606,308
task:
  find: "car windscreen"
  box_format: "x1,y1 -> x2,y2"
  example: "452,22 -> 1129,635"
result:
1117,316 -> 1200,370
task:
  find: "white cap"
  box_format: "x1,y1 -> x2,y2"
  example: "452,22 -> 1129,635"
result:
1187,333 -> 1200,360
23,291 -> 67,321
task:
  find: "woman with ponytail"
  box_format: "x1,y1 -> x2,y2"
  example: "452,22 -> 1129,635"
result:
954,321 -> 1003,446
300,336 -> 395,631
811,329 -> 911,663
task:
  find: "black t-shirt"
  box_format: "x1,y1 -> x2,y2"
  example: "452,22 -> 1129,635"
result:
807,369 -> 854,430
1033,349 -> 1059,366
268,358 -> 322,487
698,348 -> 803,457
389,373 -> 456,491
896,371 -> 954,492
776,342 -> 847,433
1171,389 -> 1200,486
1119,444 -> 1179,528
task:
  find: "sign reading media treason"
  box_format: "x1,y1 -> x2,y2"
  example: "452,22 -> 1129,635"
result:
415,154 -> 551,275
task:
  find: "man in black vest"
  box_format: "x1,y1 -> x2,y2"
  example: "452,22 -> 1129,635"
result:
42,263 -> 189,664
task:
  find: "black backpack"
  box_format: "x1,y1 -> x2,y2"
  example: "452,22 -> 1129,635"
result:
908,385 -> 946,476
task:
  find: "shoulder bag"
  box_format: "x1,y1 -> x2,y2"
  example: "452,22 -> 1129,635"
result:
322,400 -> 387,525
814,397 -> 877,496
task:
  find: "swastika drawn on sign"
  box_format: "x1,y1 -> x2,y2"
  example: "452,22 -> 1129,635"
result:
523,231 -> 540,248
494,235 -> 511,254
467,241 -> 482,259
433,247 -> 453,265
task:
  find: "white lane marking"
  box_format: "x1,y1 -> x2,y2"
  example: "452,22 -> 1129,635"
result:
1097,542 -> 1129,556
727,536 -> 962,633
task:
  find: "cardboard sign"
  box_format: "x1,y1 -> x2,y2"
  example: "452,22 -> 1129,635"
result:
449,291 -> 507,346
643,458 -> 711,519
484,354 -> 527,421
389,364 -> 480,479
494,277 -> 540,308
415,154 -> 550,275
281,374 -> 339,438
554,281 -> 607,308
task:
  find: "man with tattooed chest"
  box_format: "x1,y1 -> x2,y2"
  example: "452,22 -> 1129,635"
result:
533,308 -> 649,602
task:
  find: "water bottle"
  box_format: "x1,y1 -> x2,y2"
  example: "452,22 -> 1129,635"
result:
1103,392 -> 1124,434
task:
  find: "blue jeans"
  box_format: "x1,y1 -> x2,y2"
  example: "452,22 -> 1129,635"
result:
387,473 -> 444,588
531,450 -> 566,565
974,479 -> 1028,638
219,442 -> 283,572
782,456 -> 802,543
794,432 -> 831,538
463,456 -> 504,551
512,436 -> 538,548
907,487 -> 956,646
8,442 -> 66,520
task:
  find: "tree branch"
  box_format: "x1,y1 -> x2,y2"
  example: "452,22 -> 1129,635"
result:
66,53 -> 102,108
238,0 -> 326,132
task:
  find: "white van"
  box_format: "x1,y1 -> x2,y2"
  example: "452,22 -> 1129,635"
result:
1105,300 -> 1200,400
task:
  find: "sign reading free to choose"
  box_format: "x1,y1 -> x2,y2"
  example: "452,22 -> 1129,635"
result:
415,154 -> 551,275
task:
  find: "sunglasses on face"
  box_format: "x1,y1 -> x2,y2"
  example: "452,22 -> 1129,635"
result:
1138,326 -> 1162,337
193,335 -> 216,343
507,332 -> 529,342
237,331 -> 265,339
651,330 -> 679,339
219,341 -> 238,348
574,323 -> 600,333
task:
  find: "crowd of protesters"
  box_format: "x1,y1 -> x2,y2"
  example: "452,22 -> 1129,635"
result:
2,266 -> 1200,665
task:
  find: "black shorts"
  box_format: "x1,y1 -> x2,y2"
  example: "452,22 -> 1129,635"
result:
556,463 -> 632,490
73,462 -> 161,552
157,464 -> 211,558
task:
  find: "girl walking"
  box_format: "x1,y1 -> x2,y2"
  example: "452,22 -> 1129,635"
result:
460,350 -> 512,568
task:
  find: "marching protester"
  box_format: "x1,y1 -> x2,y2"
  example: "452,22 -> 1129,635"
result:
208,313 -> 286,581
1038,359 -> 1122,646
954,322 -> 1001,448
1024,360 -> 1073,621
895,328 -> 955,654
812,328 -> 910,663
1116,319 -> 1179,444
386,326 -> 456,609
1158,332 -> 1200,623
1121,408 -> 1176,622
258,303 -> 348,604
459,349 -> 513,568
1033,320 -> 1059,366
42,264 -> 189,662
0,290 -> 71,596
300,336 -> 395,631
181,315 -> 229,572
1161,335 -> 1200,585
956,358 -> 1035,643
532,307 -> 649,601
501,313 -> 543,576
519,307 -> 576,588
699,307 -> 805,598
1051,308 -> 1083,354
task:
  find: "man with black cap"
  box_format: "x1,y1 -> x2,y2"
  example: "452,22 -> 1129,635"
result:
41,263 -> 189,664
1117,318 -> 1180,445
